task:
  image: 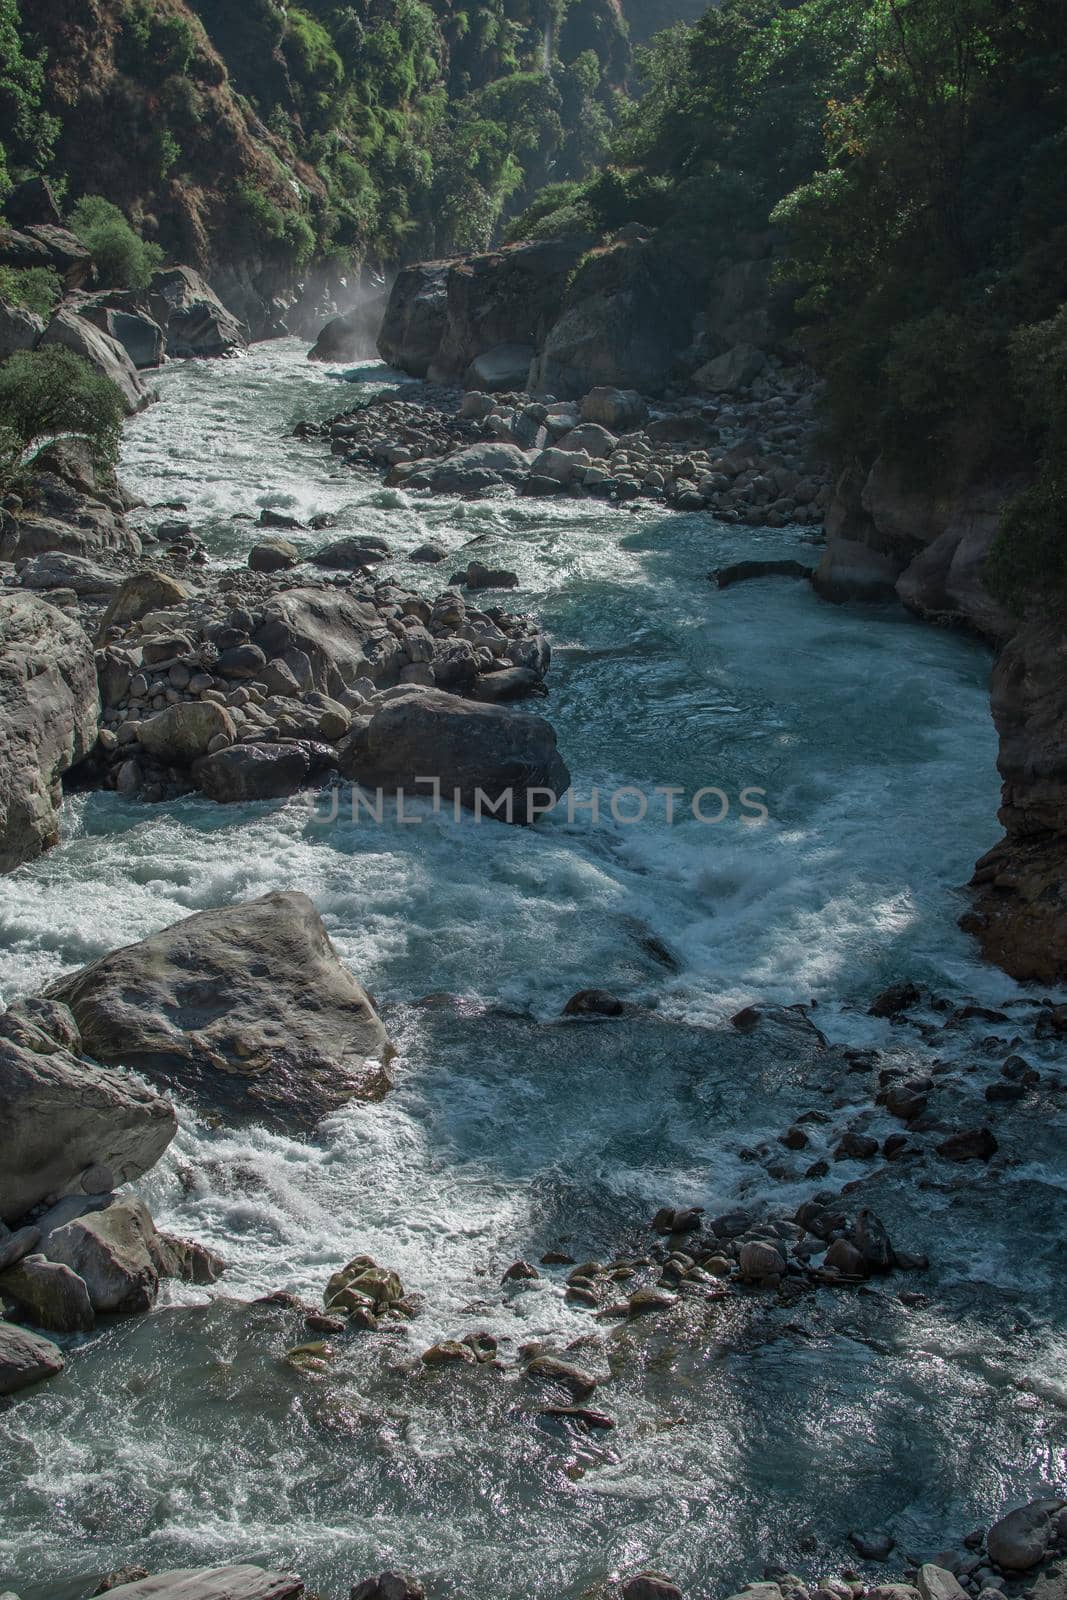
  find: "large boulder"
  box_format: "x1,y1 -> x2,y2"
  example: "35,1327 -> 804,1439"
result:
99,569 -> 194,636
376,259 -> 452,376
431,238 -> 590,383
193,743 -> 310,803
21,224 -> 91,288
47,891 -> 394,1126
0,299 -> 44,361
16,551 -> 121,595
423,442 -> 530,494
36,1193 -> 169,1314
149,266 -> 248,359
579,387 -> 647,431
94,1568 -> 305,1599
2,175 -> 63,229
0,1318 -> 65,1395
38,308 -> 150,415
252,588 -> 407,695
308,297 -> 387,363
0,1252 -> 94,1332
79,303 -> 165,369
137,701 -> 236,765
339,686 -> 570,824
0,1003 -> 177,1223
692,342 -> 768,394
0,594 -> 99,873
529,239 -> 698,398
466,342 -> 534,392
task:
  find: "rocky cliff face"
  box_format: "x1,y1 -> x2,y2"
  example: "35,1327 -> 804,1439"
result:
962,611 -> 1067,982
819,456 -> 1067,982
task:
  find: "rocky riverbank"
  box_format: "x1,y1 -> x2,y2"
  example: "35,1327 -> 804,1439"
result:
296,372 -> 833,521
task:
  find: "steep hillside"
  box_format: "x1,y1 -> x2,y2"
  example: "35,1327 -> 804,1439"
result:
0,0 -> 699,303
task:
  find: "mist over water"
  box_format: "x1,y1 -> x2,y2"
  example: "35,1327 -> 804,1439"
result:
1,342 -> 1063,1600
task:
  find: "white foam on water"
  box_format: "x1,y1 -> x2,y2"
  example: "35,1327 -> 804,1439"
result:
1,343 -> 1063,1600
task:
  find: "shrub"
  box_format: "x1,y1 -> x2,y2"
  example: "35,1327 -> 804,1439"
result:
70,195 -> 165,290
0,265 -> 62,316
0,347 -> 125,491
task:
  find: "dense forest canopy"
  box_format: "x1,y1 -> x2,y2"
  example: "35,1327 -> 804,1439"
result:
514,0 -> 1067,603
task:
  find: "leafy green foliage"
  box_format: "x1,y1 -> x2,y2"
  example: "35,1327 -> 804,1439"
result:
0,0 -> 59,189
70,196 -> 165,290
0,347 -> 125,492
119,1 -> 201,83
0,266 -> 62,317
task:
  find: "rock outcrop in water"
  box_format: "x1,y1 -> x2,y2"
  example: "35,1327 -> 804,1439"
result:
0,592 -> 99,872
47,890 -> 393,1127
0,996 -> 177,1223
963,609 -> 1067,981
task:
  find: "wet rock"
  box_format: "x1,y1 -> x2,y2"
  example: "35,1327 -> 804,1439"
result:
850,1209 -> 895,1273
834,1131 -> 880,1161
350,1574 -> 424,1600
36,1193 -> 170,1313
936,1127 -> 998,1162
310,536 -> 391,570
93,1568 -> 151,1594
249,540 -> 299,573
421,1340 -> 477,1366
986,1502 -> 1058,1571
193,743 -> 311,803
652,1206 -> 702,1235
917,1566 -> 970,1600
0,593 -> 99,872
524,1355 -> 597,1400
713,559 -> 812,589
0,1253 -> 94,1332
541,1404 -> 615,1429
502,1260 -> 540,1283
823,1238 -> 865,1277
620,1577 -> 684,1600
409,543 -> 448,564
449,561 -> 518,590
868,982 -> 922,1018
738,1240 -> 785,1282
338,686 -> 569,825
562,989 -> 624,1018
0,1015 -> 177,1223
849,1531 -> 895,1561
48,890 -> 393,1127
0,1318 -> 65,1395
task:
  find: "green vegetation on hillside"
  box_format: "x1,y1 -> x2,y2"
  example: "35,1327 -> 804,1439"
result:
0,347 -> 125,491
518,0 -> 1067,609
70,196 -> 166,290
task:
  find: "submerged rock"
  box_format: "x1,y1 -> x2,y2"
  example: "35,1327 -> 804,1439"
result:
48,890 -> 393,1126
94,1568 -> 304,1598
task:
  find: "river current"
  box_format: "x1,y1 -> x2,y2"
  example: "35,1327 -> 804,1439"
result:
0,342 -> 1063,1599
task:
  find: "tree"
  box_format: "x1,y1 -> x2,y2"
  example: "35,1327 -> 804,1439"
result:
69,196 -> 165,291
0,347 -> 125,491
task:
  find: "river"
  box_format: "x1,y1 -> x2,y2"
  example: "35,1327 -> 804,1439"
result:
0,341 -> 1063,1600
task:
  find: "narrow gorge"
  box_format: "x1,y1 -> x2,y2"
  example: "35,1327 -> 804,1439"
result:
1,3 -> 1065,1600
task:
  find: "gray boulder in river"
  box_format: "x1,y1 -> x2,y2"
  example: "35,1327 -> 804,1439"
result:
339,686 -> 571,824
0,999 -> 177,1223
48,890 -> 394,1126
0,593 -> 100,873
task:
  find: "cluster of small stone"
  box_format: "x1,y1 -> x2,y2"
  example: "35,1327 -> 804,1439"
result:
298,373 -> 833,523
89,561 -> 549,803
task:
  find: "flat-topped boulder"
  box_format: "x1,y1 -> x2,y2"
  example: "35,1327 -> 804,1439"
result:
339,686 -> 570,824
48,891 -> 394,1126
93,1568 -> 305,1599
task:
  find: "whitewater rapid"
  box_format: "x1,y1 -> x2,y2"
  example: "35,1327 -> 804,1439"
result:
1,341 -> 1062,1600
